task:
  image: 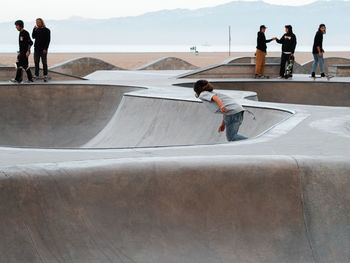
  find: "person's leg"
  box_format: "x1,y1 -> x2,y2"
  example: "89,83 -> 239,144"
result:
23,55 -> 33,81
261,51 -> 266,75
311,53 -> 319,76
279,54 -> 288,77
34,51 -> 40,77
319,53 -> 325,76
42,52 -> 48,77
15,54 -> 24,82
255,50 -> 263,75
224,112 -> 247,141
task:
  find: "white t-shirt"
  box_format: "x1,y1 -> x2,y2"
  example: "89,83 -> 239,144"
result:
199,91 -> 244,115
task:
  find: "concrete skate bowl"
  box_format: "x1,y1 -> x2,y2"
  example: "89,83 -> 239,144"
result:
302,57 -> 350,74
50,57 -> 124,77
176,80 -> 350,107
0,83 -> 292,148
225,56 -> 307,74
0,66 -> 85,81
135,57 -> 199,70
1,155 -> 350,263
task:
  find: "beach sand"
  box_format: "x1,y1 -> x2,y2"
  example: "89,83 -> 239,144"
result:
1,52 -> 350,69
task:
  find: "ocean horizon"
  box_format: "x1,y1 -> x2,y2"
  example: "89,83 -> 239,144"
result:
1,44 -> 350,53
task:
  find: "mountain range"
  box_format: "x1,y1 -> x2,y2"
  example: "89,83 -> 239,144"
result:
0,0 -> 349,50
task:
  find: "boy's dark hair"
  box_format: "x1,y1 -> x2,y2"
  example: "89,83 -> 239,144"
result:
194,80 -> 213,95
15,20 -> 24,28
319,24 -> 326,30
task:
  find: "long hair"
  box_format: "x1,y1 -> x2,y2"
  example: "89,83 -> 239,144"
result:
194,80 -> 214,97
36,18 -> 46,28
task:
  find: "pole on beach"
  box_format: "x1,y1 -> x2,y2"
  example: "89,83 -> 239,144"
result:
229,26 -> 231,56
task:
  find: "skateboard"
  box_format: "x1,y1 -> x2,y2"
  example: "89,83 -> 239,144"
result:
310,75 -> 334,81
284,55 -> 295,79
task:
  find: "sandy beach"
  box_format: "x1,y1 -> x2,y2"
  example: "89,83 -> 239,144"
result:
1,52 -> 350,69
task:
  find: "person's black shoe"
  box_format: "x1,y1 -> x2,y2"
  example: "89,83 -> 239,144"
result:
321,73 -> 326,78
311,72 -> 316,78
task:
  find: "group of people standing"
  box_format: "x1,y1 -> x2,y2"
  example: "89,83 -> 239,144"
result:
255,24 -> 326,79
11,19 -> 50,83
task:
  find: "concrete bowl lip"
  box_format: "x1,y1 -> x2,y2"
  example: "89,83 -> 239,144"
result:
0,80 -> 298,151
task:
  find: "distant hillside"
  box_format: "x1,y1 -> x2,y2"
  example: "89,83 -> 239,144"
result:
0,0 -> 349,50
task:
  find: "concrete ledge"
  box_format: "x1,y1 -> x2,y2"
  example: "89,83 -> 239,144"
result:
178,63 -> 280,79
328,64 -> 350,77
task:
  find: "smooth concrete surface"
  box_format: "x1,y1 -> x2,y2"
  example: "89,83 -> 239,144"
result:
135,57 -> 198,70
328,64 -> 350,77
176,79 -> 350,106
302,57 -> 350,74
0,66 -> 85,81
179,63 -> 280,79
0,68 -> 350,263
224,56 -> 308,74
50,57 -> 124,77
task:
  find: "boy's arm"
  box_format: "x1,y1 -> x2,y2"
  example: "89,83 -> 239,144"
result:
212,95 -> 226,113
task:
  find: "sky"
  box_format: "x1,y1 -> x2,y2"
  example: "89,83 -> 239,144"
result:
0,0 -> 328,22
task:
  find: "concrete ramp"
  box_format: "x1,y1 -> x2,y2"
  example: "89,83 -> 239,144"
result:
136,57 -> 198,70
302,57 -> 350,74
50,57 -> 124,77
0,84 -> 141,148
83,95 -> 292,148
0,66 -> 85,81
1,155 -> 349,263
224,56 -> 308,74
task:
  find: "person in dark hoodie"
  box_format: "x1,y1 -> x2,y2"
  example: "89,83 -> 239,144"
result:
10,20 -> 33,83
32,18 -> 51,81
311,24 -> 326,78
276,25 -> 297,79
255,25 -> 277,79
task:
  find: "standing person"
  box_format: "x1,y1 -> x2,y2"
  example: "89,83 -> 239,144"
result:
32,18 -> 51,82
10,20 -> 33,83
311,24 -> 326,78
194,80 -> 247,142
276,25 -> 297,79
255,25 -> 277,79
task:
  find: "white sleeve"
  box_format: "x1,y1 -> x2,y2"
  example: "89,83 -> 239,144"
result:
199,91 -> 215,102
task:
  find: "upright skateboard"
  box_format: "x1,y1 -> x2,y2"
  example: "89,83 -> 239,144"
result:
285,55 -> 295,79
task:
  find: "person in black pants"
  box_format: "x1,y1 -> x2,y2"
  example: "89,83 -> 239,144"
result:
11,20 -> 33,83
276,25 -> 297,79
32,18 -> 51,81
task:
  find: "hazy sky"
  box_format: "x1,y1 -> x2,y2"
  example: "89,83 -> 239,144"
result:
0,0 -> 325,22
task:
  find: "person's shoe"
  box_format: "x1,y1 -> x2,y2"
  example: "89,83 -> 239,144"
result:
24,79 -> 34,83
10,79 -> 21,84
311,72 -> 316,78
43,75 -> 49,82
320,73 -> 326,78
254,74 -> 260,79
277,76 -> 284,79
33,75 -> 40,81
259,75 -> 267,79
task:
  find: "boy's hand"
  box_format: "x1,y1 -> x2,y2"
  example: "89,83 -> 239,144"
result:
220,106 -> 226,113
218,120 -> 225,133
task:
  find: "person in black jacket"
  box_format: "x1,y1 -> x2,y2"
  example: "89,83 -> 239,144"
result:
276,25 -> 297,78
11,20 -> 33,83
311,24 -> 326,78
32,18 -> 51,81
255,25 -> 277,79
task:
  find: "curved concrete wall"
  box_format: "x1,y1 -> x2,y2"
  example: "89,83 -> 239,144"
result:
0,84 -> 141,147
0,66 -> 84,81
225,56 -> 307,74
302,57 -> 350,74
177,81 -> 350,107
1,156 -> 349,263
136,57 -> 198,70
50,57 -> 124,77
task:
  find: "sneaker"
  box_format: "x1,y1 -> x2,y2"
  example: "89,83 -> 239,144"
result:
321,73 -> 326,78
254,74 -> 260,79
311,72 -> 316,78
10,79 -> 21,84
33,75 -> 40,81
43,75 -> 49,82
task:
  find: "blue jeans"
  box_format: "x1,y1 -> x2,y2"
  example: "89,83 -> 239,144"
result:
312,53 -> 324,73
224,111 -> 247,141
